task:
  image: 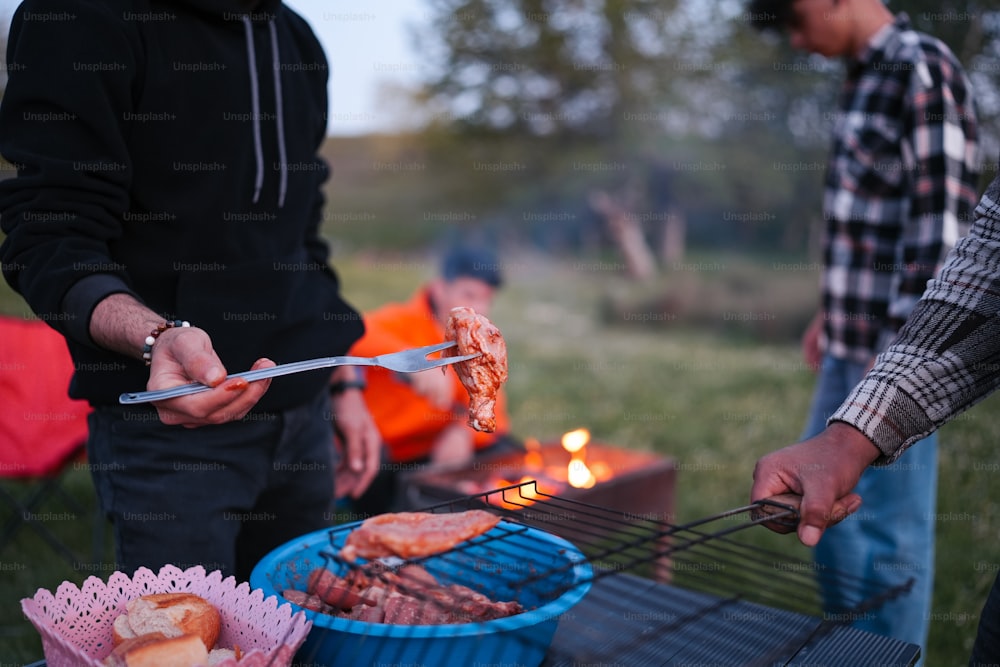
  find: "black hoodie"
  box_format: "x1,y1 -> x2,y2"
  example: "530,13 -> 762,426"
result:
0,0 -> 364,410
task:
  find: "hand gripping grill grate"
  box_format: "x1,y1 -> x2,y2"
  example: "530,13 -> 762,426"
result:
253,481 -> 920,667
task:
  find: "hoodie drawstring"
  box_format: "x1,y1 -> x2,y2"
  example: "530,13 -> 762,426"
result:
268,20 -> 288,208
242,16 -> 288,208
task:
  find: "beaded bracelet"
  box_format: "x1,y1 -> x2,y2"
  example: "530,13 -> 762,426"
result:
142,319 -> 190,366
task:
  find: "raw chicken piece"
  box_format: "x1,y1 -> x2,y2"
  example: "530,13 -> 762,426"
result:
340,510 -> 501,562
444,306 -> 508,432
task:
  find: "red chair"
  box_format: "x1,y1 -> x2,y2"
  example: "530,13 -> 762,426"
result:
0,315 -> 100,565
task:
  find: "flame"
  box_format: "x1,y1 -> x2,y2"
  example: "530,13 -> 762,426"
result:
567,459 -> 596,488
488,428 -> 614,500
490,476 -> 543,509
562,428 -> 596,489
561,428 -> 590,453
518,476 -> 541,500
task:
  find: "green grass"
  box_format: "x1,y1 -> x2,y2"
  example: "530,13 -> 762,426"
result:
2,250 -> 998,664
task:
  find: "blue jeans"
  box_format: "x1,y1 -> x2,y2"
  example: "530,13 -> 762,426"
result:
803,355 -> 937,657
87,391 -> 335,582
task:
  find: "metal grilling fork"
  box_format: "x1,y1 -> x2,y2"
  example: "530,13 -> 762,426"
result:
118,341 -> 478,405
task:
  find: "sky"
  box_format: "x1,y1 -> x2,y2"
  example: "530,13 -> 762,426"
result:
283,0 -> 427,135
0,0 -> 425,136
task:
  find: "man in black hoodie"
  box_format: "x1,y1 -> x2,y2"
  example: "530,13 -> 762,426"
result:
0,0 -> 381,580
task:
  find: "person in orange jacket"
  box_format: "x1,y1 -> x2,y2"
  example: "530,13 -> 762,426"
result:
349,245 -> 520,514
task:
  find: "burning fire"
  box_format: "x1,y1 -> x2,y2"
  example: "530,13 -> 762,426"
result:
561,428 -> 589,453
562,428 -> 597,489
490,475 -> 545,509
486,427 -> 613,507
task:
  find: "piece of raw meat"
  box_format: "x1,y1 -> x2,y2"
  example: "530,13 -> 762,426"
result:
420,583 -> 525,623
307,568 -> 376,609
444,306 -> 508,432
281,589 -> 335,615
289,563 -> 524,626
340,510 -> 501,562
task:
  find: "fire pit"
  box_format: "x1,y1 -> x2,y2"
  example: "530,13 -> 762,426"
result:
404,430 -> 676,581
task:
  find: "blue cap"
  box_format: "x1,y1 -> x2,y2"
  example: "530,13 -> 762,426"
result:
441,245 -> 503,288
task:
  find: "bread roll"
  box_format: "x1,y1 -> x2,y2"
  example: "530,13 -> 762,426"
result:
111,592 -> 221,651
102,632 -> 209,667
208,647 -> 240,665
111,612 -> 138,644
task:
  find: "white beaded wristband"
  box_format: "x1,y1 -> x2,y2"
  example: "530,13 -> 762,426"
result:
141,319 -> 191,366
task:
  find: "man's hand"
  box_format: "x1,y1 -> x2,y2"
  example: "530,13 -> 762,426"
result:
148,326 -> 274,427
750,422 -> 880,546
801,311 -> 824,372
429,423 -> 474,469
89,293 -> 274,426
406,367 -> 454,410
330,388 -> 381,500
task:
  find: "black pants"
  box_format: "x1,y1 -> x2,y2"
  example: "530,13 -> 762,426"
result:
972,571 -> 1000,666
87,392 -> 334,582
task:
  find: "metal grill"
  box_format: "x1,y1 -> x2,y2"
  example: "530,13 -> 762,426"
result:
263,481 -> 920,667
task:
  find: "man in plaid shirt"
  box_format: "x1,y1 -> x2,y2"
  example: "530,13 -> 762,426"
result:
753,171 -> 1000,664
750,0 -> 981,654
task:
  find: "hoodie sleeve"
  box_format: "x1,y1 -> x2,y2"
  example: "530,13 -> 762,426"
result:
0,0 -> 141,346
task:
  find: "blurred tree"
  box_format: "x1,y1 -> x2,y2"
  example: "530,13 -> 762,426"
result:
416,0 -> 684,142
413,0 -> 702,274
415,1 -> 999,142
343,1 -> 1000,258
401,4 -> 758,260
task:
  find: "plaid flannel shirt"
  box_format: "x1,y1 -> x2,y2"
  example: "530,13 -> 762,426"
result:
821,13 -> 980,363
832,174 -> 1000,464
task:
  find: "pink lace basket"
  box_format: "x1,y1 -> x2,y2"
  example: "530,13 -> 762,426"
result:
21,565 -> 312,667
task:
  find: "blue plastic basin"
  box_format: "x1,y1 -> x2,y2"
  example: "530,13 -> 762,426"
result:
250,519 -> 592,667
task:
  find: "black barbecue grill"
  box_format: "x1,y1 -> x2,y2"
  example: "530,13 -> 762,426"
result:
251,481 -> 920,667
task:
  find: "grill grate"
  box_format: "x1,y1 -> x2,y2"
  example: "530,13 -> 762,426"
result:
271,481 -> 919,666
430,481 -> 911,618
